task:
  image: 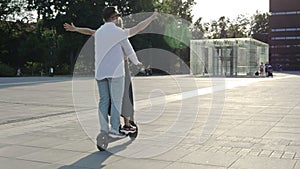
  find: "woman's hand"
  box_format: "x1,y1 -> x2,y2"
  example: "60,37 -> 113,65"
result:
63,23 -> 77,32
151,9 -> 158,20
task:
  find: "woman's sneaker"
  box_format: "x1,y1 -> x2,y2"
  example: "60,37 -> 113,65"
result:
109,131 -> 126,138
120,125 -> 136,134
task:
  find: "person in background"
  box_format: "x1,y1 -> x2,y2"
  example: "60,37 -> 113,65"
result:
17,68 -> 21,77
259,62 -> 264,76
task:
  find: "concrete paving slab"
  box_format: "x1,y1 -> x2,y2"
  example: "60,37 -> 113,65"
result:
223,125 -> 272,138
0,145 -> 46,158
0,133 -> 43,144
37,164 -> 87,169
20,137 -> 71,148
0,157 -> 48,169
150,149 -> 192,162
264,132 -> 300,140
18,149 -> 83,163
229,156 -> 297,169
294,161 -> 300,169
53,139 -> 97,152
270,150 -> 284,158
101,158 -> 172,169
164,162 -> 226,169
178,150 -> 240,167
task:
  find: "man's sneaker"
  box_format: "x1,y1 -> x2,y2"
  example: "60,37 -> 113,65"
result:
109,131 -> 126,139
120,125 -> 136,134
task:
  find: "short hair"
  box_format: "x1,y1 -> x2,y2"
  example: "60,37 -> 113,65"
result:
103,6 -> 121,21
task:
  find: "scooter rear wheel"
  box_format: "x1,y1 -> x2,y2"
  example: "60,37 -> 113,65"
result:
97,132 -> 108,151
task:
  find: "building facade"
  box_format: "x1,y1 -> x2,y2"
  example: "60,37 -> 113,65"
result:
190,38 -> 269,76
269,0 -> 300,70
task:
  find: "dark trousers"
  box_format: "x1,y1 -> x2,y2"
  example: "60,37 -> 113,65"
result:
108,60 -> 135,121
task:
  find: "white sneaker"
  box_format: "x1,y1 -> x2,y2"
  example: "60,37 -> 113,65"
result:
120,125 -> 137,134
109,131 -> 126,138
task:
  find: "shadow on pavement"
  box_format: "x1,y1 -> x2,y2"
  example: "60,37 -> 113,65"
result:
58,139 -> 134,169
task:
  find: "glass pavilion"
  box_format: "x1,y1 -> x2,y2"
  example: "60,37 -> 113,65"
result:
190,38 -> 269,76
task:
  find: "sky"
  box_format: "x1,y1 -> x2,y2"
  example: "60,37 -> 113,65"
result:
191,0 -> 270,22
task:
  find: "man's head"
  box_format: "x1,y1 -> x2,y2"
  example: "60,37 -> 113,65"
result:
103,6 -> 121,22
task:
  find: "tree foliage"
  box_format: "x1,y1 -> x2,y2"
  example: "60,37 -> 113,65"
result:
1,0 -> 24,20
249,11 -> 270,43
193,11 -> 269,41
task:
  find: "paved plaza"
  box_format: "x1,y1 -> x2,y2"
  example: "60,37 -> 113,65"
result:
0,72 -> 300,169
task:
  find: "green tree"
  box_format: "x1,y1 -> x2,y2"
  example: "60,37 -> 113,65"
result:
199,12 -> 269,41
18,25 -> 55,75
155,0 -> 195,23
227,14 -> 250,38
192,17 -> 206,39
250,11 -> 270,43
0,0 -> 27,20
106,0 -> 154,15
153,0 -> 194,69
207,16 -> 230,39
200,15 -> 251,39
26,0 -> 107,74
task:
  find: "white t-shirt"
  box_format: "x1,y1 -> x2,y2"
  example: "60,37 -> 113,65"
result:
94,23 -> 140,80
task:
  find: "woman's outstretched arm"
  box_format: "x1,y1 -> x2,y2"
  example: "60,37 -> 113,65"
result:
63,23 -> 96,35
128,10 -> 158,37
63,10 -> 157,36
